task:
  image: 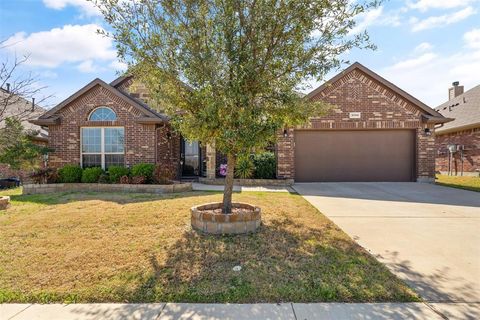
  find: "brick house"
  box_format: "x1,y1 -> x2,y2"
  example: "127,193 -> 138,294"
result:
434,82 -> 480,176
276,62 -> 451,182
31,62 -> 450,182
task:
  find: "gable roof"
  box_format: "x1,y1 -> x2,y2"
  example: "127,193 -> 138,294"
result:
1,88 -> 48,140
306,62 -> 445,119
110,75 -> 133,88
435,84 -> 480,134
37,78 -> 166,122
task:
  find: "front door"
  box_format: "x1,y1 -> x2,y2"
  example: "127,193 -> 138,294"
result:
181,139 -> 200,176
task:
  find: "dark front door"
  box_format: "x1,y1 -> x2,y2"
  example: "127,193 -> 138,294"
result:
181,139 -> 200,176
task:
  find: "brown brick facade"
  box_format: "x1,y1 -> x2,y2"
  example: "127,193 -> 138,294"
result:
45,84 -> 180,174
277,67 -> 437,182
435,128 -> 480,176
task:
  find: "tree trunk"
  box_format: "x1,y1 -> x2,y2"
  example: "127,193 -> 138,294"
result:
222,153 -> 236,214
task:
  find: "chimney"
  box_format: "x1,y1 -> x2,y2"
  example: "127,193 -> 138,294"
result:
448,81 -> 464,100
6,83 -> 10,93
31,97 -> 35,111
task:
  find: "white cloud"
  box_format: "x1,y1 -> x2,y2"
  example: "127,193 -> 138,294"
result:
109,60 -> 128,72
389,52 -> 438,70
349,6 -> 401,35
2,24 -> 116,68
77,60 -> 97,73
464,28 -> 480,49
414,42 -> 433,54
382,31 -> 480,106
408,0 -> 478,12
410,6 -> 476,32
43,0 -> 101,17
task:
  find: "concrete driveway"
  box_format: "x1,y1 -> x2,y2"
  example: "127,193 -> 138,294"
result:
293,183 -> 480,315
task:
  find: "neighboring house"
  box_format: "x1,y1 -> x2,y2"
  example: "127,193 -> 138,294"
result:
0,87 -> 48,180
31,62 -> 451,182
434,83 -> 480,176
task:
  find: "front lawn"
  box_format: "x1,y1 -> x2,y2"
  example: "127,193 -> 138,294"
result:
0,188 -> 418,303
436,174 -> 480,192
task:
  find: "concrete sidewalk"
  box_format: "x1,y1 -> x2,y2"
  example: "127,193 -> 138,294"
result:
2,302 -> 479,320
192,182 -> 294,193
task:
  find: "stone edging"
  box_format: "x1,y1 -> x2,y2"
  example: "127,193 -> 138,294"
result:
22,183 -> 192,195
191,202 -> 261,235
0,196 -> 10,210
198,177 -> 294,186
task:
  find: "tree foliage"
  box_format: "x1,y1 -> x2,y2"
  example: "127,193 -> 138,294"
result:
93,0 -> 379,212
0,118 -> 49,170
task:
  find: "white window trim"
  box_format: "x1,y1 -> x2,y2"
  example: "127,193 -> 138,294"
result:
80,126 -> 125,169
88,106 -> 117,121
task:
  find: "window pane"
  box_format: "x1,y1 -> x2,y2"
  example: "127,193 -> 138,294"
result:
89,107 -> 117,121
105,154 -> 124,169
104,128 -> 125,153
82,128 -> 101,153
82,154 -> 101,168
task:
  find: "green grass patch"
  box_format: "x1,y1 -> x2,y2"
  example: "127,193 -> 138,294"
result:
436,175 -> 480,192
0,187 -> 419,303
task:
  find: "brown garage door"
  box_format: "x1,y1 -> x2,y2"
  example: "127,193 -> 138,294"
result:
294,130 -> 415,182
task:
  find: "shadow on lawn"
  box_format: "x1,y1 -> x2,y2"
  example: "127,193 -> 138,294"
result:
99,218 -> 418,304
67,221 -> 479,320
66,219 -> 427,319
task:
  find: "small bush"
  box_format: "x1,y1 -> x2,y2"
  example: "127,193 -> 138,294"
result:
30,168 -> 58,184
81,167 -> 104,183
253,152 -> 276,179
98,173 -> 110,184
58,165 -> 83,183
235,155 -> 254,179
131,163 -> 155,183
119,175 -> 130,184
131,175 -> 146,184
154,165 -> 176,184
108,166 -> 130,183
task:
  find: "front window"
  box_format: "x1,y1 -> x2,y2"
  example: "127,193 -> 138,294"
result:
81,127 -> 124,169
89,107 -> 117,121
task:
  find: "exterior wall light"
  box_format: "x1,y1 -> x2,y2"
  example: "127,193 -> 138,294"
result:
424,128 -> 432,136
166,132 -> 172,139
283,129 -> 288,138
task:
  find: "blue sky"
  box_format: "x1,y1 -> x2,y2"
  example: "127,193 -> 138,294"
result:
1,0 -> 480,108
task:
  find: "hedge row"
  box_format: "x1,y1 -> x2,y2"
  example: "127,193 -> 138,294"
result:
32,163 -> 176,185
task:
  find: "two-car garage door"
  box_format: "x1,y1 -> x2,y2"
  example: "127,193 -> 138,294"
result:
294,130 -> 416,182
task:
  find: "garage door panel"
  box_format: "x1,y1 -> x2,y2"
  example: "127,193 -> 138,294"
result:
294,130 -> 415,182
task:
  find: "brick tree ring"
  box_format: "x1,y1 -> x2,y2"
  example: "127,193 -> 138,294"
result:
191,202 -> 261,235
0,196 -> 11,210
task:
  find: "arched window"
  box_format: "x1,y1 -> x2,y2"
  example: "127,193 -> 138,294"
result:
89,107 -> 117,121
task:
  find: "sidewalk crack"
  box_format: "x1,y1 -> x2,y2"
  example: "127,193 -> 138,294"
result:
8,304 -> 32,320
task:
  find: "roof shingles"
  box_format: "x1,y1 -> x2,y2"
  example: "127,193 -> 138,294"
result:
435,85 -> 480,134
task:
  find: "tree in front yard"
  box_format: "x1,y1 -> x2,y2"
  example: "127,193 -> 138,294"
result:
0,118 -> 49,171
92,0 -> 378,213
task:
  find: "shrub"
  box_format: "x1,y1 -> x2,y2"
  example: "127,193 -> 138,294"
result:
81,167 -> 104,183
119,175 -> 130,184
131,163 -> 155,183
235,155 -> 254,179
58,165 -> 83,183
98,173 -> 110,184
131,175 -> 146,184
153,165 -> 176,184
253,152 -> 276,179
108,166 -> 130,183
30,168 -> 58,184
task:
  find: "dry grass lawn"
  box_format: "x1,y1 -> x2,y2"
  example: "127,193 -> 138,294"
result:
436,174 -> 480,192
0,188 -> 419,303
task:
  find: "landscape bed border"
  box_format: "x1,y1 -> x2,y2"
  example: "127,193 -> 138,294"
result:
22,182 -> 192,195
